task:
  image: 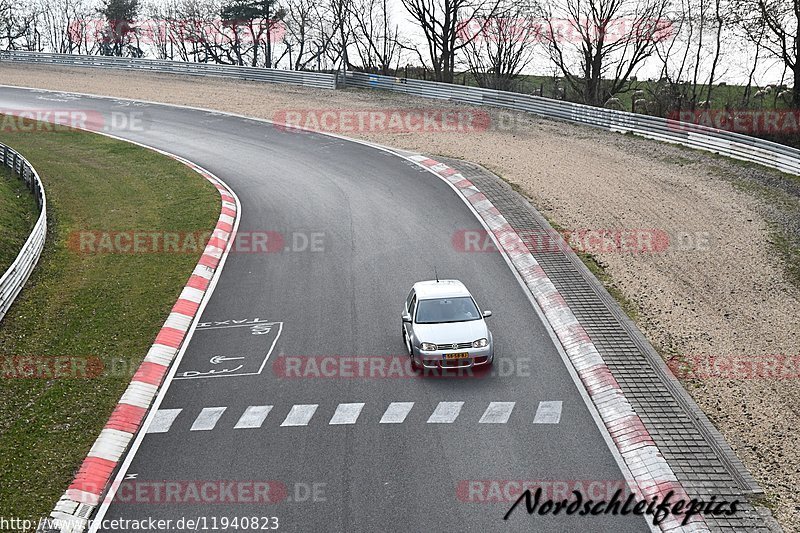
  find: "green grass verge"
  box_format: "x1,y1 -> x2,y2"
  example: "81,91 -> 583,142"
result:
0,164 -> 38,273
0,119 -> 219,523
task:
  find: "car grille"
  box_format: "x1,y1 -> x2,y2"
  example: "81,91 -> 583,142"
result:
436,342 -> 472,350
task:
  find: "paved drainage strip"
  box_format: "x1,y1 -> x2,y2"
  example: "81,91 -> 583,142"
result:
411,153 -> 772,532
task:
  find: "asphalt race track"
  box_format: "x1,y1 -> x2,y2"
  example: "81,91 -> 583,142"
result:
0,87 -> 651,532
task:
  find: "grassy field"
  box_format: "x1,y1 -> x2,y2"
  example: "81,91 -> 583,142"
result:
0,165 -> 38,273
0,120 -> 219,523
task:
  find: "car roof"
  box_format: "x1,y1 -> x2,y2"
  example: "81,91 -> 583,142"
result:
412,279 -> 472,300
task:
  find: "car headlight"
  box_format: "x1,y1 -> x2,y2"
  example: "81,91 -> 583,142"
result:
420,342 -> 437,351
472,338 -> 488,348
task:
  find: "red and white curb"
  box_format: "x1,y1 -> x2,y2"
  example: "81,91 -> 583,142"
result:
407,154 -> 708,533
43,159 -> 238,533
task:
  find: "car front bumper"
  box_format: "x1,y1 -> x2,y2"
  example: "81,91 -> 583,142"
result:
412,345 -> 494,369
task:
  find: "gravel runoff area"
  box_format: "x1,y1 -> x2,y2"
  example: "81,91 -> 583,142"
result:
2,65 -> 798,531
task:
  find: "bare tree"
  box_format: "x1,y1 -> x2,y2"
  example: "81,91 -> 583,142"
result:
401,0 -> 503,83
283,0 -> 336,69
36,0 -> 93,53
654,0 -> 731,110
462,0 -> 540,90
735,0 -> 800,107
349,0 -> 400,74
0,0 -> 37,50
540,0 -> 672,105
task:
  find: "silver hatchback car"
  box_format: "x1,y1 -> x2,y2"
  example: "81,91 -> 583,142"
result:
402,280 -> 494,369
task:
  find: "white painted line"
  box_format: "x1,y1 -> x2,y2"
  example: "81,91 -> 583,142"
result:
533,401 -> 563,424
280,404 -> 318,427
329,403 -> 365,425
479,402 -> 516,424
379,402 -> 414,424
190,407 -> 227,431
427,402 -> 464,424
174,322 -> 284,380
147,409 -> 182,433
234,405 -> 273,429
195,320 -> 279,331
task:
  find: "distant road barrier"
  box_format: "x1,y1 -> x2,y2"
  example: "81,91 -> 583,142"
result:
0,50 -> 337,90
0,141 -> 46,323
345,71 -> 800,176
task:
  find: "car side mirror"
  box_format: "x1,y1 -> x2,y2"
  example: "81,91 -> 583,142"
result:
402,312 -> 412,323
483,310 -> 492,318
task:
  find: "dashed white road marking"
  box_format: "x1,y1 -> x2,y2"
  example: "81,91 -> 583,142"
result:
533,401 -> 563,424
190,407 -> 227,431
280,404 -> 318,427
329,403 -> 365,425
379,402 -> 414,424
234,405 -> 273,429
147,409 -> 182,433
479,402 -> 515,424
146,401 -> 563,433
427,401 -> 464,423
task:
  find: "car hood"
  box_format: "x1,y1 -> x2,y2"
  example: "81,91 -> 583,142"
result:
414,320 -> 488,344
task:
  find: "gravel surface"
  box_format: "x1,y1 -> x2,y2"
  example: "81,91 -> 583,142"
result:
2,65 -> 798,531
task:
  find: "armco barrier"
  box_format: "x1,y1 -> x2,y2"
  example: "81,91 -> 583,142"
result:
0,51 -> 338,90
3,51 -> 798,176
0,142 -> 46,323
345,71 -> 800,176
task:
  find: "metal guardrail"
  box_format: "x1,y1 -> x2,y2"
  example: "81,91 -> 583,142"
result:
345,71 -> 800,176
2,51 -> 798,174
0,142 -> 46,323
0,51 -> 338,90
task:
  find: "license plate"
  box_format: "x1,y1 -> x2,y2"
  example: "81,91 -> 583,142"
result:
444,352 -> 469,360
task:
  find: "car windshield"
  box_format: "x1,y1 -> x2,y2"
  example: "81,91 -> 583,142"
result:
415,297 -> 480,324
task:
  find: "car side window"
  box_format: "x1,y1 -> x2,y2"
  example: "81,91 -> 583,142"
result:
406,290 -> 415,312
409,295 -> 417,317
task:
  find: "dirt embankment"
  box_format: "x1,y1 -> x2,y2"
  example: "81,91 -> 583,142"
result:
1,65 -> 798,530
